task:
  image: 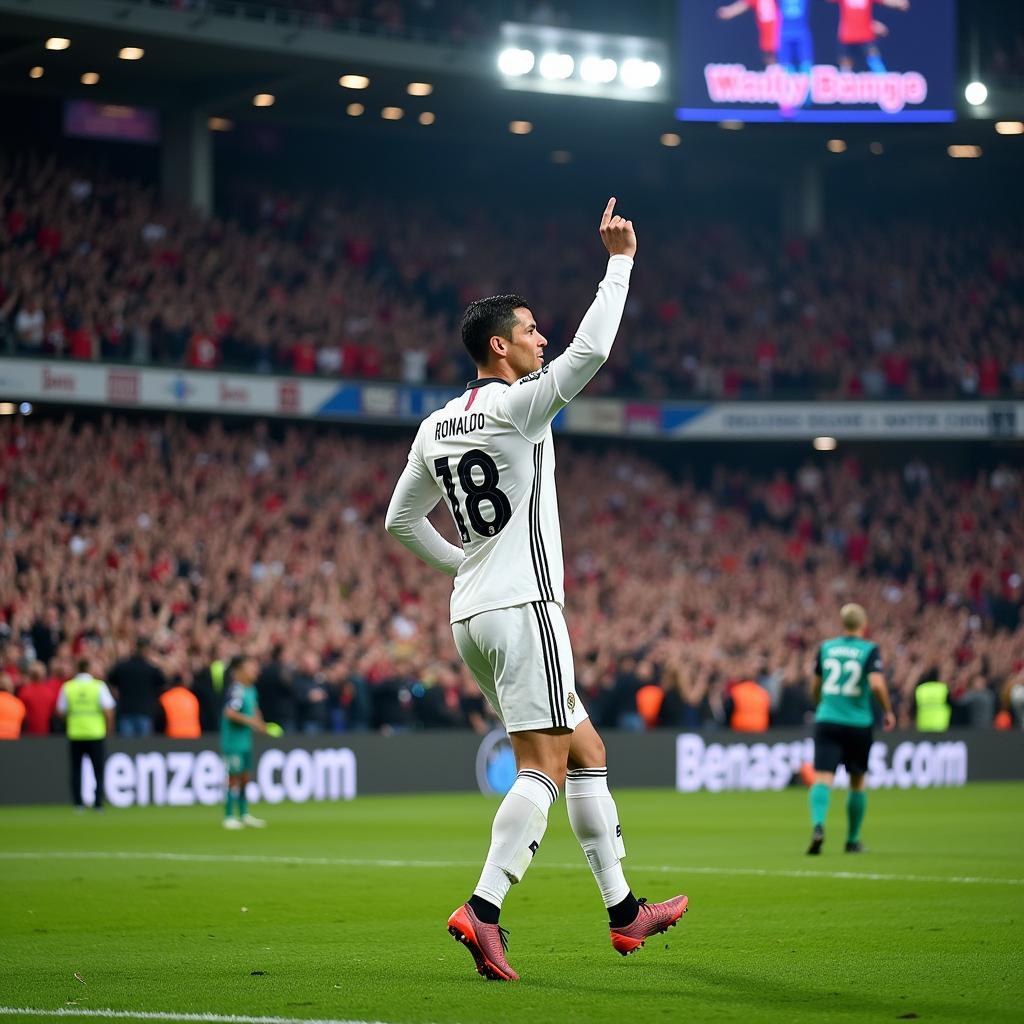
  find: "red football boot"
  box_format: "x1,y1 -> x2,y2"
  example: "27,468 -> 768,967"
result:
447,903 -> 519,981
610,895 -> 689,956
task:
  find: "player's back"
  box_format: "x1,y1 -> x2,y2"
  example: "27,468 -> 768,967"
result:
815,635 -> 880,727
418,377 -> 562,623
386,248 -> 635,622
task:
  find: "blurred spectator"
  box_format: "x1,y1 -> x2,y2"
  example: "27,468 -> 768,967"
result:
256,645 -> 296,732
954,675 -> 996,729
15,661 -> 62,735
108,637 -> 166,737
292,652 -> 332,733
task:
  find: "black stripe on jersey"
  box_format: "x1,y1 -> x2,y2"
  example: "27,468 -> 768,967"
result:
567,768 -> 608,777
537,602 -> 566,729
527,448 -> 548,601
530,444 -> 555,602
517,768 -> 559,805
530,601 -> 563,729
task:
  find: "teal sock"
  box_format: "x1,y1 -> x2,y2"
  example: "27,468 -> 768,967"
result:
238,789 -> 248,817
847,790 -> 867,843
809,782 -> 831,829
224,789 -> 236,819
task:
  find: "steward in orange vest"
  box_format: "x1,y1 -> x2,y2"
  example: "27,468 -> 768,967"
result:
0,676 -> 26,738
729,680 -> 771,732
159,682 -> 202,739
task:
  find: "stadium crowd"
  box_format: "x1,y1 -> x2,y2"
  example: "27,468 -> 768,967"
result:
151,0 -> 645,38
1,415 -> 1021,738
2,156 -> 1023,400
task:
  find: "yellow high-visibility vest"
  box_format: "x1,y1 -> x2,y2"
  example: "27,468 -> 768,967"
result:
64,676 -> 107,740
915,681 -> 951,732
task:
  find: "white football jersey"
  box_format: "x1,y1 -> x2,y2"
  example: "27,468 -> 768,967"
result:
386,255 -> 633,623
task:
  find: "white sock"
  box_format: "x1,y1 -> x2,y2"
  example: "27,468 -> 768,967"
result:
473,769 -> 558,908
566,767 -> 630,908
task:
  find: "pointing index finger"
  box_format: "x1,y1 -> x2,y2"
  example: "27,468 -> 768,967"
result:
600,197 -> 616,229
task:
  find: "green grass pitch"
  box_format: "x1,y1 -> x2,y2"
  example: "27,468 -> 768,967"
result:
2,783 -> 1023,1024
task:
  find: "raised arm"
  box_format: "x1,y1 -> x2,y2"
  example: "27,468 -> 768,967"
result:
504,197 -> 636,441
385,430 -> 467,577
717,1 -> 751,20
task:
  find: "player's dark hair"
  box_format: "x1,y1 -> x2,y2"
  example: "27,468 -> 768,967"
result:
460,294 -> 529,368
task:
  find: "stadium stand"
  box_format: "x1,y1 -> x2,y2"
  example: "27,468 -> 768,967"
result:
2,155 -> 1023,400
0,415 -> 1020,734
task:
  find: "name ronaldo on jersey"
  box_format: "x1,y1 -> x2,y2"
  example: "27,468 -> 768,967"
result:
435,412 -> 487,440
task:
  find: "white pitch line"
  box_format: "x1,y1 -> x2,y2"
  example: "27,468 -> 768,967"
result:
1,850 -> 1021,887
0,1011 -> 390,1024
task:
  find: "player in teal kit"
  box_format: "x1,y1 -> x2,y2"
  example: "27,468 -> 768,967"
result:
807,603 -> 895,854
220,655 -> 269,830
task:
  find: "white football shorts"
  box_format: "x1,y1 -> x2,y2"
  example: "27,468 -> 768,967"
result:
452,601 -> 588,733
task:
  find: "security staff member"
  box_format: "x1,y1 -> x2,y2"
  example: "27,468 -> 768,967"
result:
915,679 -> 952,732
728,679 -> 771,732
0,674 -> 26,738
56,659 -> 116,810
159,678 -> 202,739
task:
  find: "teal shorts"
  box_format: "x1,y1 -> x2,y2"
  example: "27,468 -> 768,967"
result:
223,750 -> 253,775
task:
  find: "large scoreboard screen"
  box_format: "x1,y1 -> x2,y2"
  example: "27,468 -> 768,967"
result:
677,0 -> 956,123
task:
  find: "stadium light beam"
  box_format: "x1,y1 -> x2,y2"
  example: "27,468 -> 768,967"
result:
539,52 -> 574,80
81,72 -> 100,85
29,66 -> 44,79
508,120 -> 533,135
813,437 -> 838,452
620,58 -> 661,89
119,47 -> 144,60
252,93 -> 275,107
580,56 -> 618,85
995,121 -> 1024,135
498,48 -> 535,77
339,74 -> 370,89
964,81 -> 988,106
45,37 -> 70,51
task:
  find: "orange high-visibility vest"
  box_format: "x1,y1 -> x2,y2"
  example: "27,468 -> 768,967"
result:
159,687 -> 201,739
730,681 -> 770,732
636,684 -> 665,729
0,691 -> 26,739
